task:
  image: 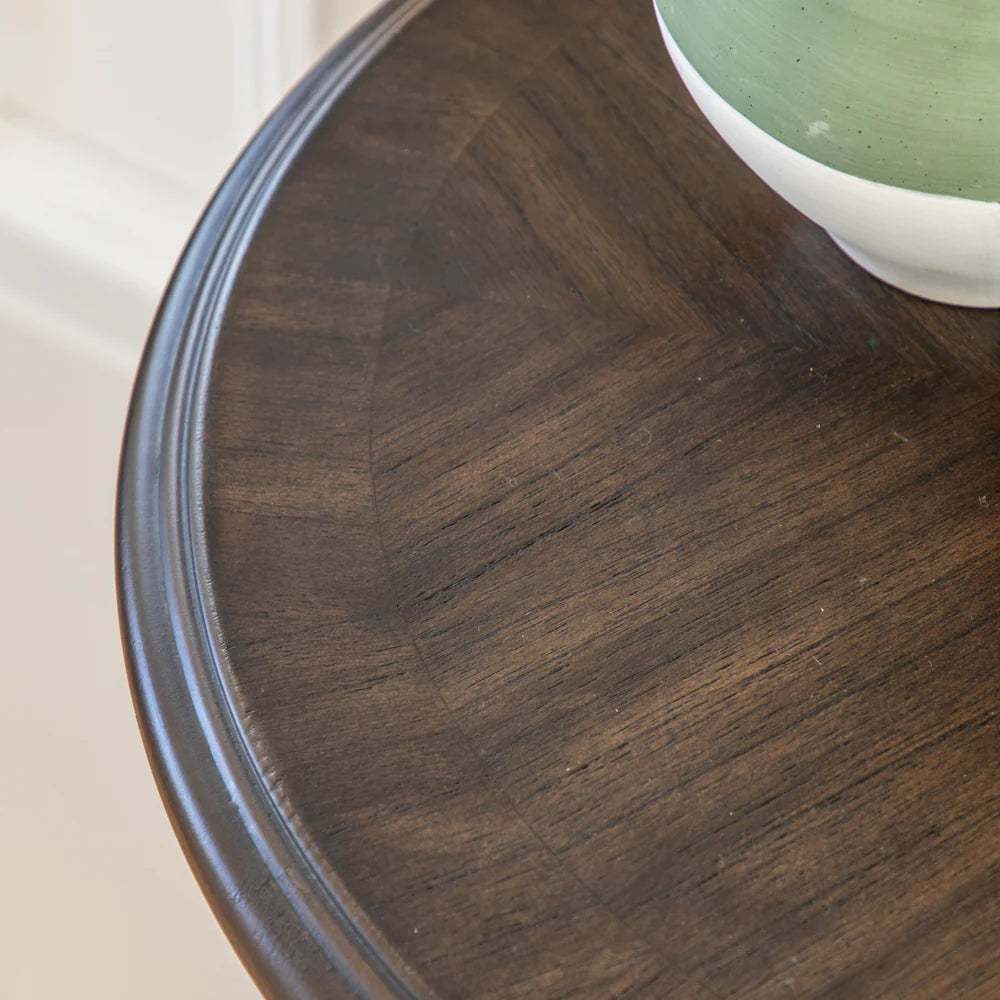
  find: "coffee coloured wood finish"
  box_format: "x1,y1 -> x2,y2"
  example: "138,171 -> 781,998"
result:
117,0 -> 1000,997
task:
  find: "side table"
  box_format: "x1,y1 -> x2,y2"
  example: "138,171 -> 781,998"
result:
118,1 -> 1000,997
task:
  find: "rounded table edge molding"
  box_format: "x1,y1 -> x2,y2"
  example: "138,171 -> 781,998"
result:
115,3 -> 438,998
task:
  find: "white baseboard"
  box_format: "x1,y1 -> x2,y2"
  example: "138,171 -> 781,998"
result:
0,112 -> 203,370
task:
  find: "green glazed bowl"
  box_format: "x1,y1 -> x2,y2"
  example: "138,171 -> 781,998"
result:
655,0 -> 1000,307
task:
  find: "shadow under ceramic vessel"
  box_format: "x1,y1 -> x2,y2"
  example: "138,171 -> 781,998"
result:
655,0 -> 1000,308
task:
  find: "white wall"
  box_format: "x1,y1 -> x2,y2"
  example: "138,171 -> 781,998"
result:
0,0 -> 371,197
1,0 -> 261,194
0,0 -> 378,355
0,3 -> 381,998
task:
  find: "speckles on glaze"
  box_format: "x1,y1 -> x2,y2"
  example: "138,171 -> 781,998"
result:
655,0 -> 1000,201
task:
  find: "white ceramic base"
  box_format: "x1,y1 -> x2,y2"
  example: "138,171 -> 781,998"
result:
827,232 -> 1000,309
655,2 -> 1000,309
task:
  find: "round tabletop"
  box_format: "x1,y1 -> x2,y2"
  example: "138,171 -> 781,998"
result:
117,1 -> 1000,997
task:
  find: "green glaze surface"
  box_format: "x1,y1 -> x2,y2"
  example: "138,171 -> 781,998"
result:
656,0 -> 1000,201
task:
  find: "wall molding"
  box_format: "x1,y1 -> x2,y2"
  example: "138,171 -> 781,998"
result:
0,112 -> 199,365
233,0 -> 314,141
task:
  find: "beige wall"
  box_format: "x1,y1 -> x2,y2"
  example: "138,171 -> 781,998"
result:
0,0 -> 380,356
0,0 -> 377,196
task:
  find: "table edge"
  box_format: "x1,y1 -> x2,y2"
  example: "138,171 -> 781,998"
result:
116,4 -> 438,998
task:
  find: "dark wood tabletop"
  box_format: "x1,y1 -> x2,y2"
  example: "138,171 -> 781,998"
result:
117,1 -> 1000,997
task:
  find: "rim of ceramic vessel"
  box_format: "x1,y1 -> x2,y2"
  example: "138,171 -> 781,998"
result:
653,0 -> 1000,203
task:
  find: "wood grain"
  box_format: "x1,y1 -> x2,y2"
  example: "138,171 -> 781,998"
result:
121,0 -> 1000,997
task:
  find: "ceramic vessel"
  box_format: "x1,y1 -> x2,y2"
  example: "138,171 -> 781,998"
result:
654,1 -> 1000,307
